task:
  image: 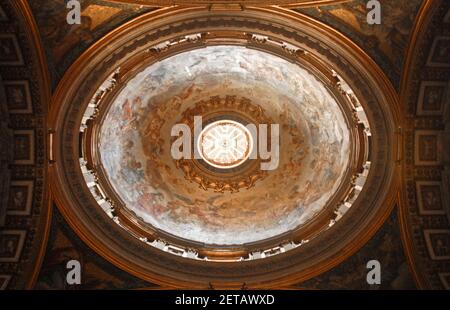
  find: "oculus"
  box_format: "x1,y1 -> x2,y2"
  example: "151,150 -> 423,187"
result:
197,120 -> 253,170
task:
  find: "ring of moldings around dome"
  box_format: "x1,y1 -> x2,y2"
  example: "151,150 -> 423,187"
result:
48,6 -> 400,288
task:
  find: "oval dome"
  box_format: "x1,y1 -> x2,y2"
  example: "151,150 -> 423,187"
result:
98,46 -> 351,245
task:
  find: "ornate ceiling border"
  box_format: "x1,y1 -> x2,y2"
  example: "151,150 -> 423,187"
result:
0,0 -> 52,289
398,0 -> 450,290
398,0 -> 434,290
48,6 -> 401,288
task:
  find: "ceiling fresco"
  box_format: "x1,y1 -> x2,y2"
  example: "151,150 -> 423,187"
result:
300,209 -> 416,290
99,46 -> 350,245
28,0 -> 156,89
0,0 -> 449,294
35,207 -> 157,290
296,0 -> 424,90
27,0 -> 424,91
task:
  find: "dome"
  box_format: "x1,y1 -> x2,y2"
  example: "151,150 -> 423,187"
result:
4,0 -> 448,291
48,7 -> 397,286
97,46 -> 351,245
197,119 -> 253,169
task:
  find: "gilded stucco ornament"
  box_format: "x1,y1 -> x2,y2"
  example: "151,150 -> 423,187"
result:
175,95 -> 273,193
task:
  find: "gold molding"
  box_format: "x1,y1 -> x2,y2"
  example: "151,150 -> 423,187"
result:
174,95 -> 271,193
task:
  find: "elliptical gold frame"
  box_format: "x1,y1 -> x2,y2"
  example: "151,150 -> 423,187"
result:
48,5 -> 402,289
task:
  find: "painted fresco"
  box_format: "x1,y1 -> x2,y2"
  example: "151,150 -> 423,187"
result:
29,0 -> 155,88
297,0 -> 424,89
35,208 -> 153,290
99,46 -> 351,245
300,210 -> 416,290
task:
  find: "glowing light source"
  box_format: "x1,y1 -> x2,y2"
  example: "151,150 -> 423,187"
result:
197,120 -> 253,169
